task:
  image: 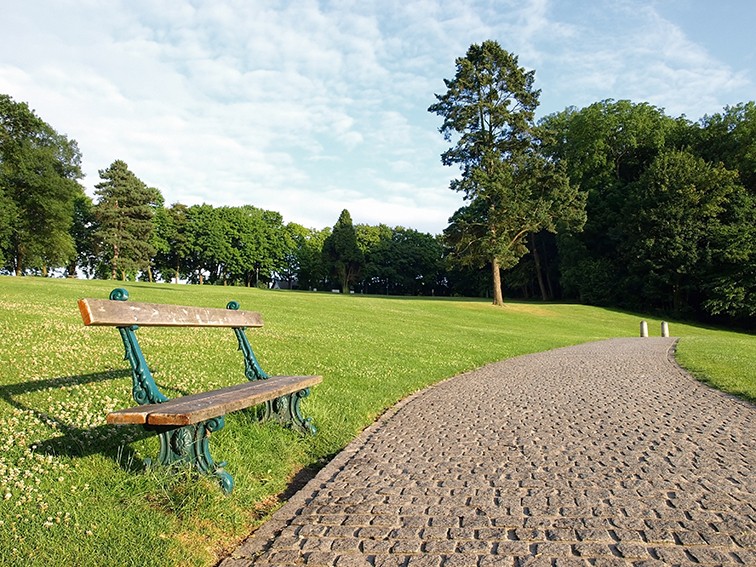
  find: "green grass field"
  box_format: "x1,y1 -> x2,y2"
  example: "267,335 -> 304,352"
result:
0,277 -> 753,566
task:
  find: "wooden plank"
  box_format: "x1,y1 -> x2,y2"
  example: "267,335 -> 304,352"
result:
79,298 -> 264,328
106,375 -> 323,426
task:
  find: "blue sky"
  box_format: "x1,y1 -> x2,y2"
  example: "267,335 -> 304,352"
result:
2,0 -> 753,234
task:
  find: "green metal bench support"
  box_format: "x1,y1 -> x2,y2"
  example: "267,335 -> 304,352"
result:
228,301 -> 316,435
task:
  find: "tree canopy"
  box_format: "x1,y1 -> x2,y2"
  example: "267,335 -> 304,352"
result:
94,160 -> 163,280
0,94 -> 84,275
540,99 -> 756,320
429,41 -> 585,305
322,209 -> 363,293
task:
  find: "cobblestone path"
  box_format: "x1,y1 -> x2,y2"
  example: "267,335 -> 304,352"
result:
222,338 -> 755,567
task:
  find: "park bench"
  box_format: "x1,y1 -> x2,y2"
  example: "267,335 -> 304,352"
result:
78,288 -> 322,493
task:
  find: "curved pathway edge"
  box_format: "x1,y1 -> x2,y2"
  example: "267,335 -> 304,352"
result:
222,338 -> 755,567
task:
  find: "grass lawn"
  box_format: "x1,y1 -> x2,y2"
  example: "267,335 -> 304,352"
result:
0,276 -> 753,566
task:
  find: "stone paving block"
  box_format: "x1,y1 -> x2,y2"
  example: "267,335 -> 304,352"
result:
402,516 -> 429,528
515,556 -> 556,567
331,539 -> 362,553
732,531 -> 756,546
512,529 -> 546,542
373,555 -> 409,567
589,560 -> 631,567
430,516 -> 461,528
686,546 -> 742,565
522,517 -> 552,529
456,540 -> 492,554
405,556 -> 442,567
360,539 -> 392,554
298,524 -> 331,537
448,528 -> 479,540
533,541 -> 576,558
301,538 -> 334,552
653,545 -> 694,564
581,518 -> 614,529
424,540 -> 458,554
572,542 -> 615,558
614,542 -> 650,560
732,548 -> 756,564
334,555 -> 372,567
357,526 -> 393,540
442,555 -> 482,567
421,527 -> 451,540
575,529 -> 612,542
479,557 -> 515,567
327,526 -> 358,538
303,550 -> 338,566
391,539 -> 424,554
641,529 -> 676,545
545,528 -> 577,542
551,518 -> 585,530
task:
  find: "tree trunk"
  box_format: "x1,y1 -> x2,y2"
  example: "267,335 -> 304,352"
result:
15,244 -> 24,276
673,274 -> 682,314
491,257 -> 504,306
545,256 -> 555,300
175,259 -> 180,284
530,235 -> 549,301
147,265 -> 154,283
112,242 -> 119,280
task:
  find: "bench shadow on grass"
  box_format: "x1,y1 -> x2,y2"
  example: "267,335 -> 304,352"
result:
2,371 -> 332,501
0,370 -> 162,472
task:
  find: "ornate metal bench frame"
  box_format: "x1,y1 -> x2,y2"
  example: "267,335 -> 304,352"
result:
92,288 -> 317,493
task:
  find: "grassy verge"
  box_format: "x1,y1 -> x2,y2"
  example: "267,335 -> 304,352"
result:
0,277 -> 752,566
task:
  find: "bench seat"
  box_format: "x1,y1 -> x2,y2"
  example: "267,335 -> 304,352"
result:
108,375 -> 322,426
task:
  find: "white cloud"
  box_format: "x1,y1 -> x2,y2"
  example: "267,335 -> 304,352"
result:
536,1 -> 752,117
1,0 -> 752,235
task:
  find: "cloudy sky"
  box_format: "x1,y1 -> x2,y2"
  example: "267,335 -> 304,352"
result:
2,0 -> 754,234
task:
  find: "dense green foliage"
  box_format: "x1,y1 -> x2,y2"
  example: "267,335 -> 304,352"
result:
322,209 -> 363,293
358,224 -> 445,295
429,41 -> 586,305
0,94 -> 84,275
0,277 -> 753,567
539,100 -> 756,323
94,160 -> 163,280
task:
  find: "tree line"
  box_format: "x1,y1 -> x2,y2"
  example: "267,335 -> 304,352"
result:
0,94 -> 446,293
2,51 -> 755,325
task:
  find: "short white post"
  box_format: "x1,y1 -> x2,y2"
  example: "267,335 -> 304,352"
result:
640,320 -> 648,338
661,321 -> 669,337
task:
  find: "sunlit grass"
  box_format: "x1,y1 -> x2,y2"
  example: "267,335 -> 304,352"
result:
0,276 -> 752,566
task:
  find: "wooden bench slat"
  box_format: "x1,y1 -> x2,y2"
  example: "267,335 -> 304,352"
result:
107,375 -> 323,426
79,298 -> 264,328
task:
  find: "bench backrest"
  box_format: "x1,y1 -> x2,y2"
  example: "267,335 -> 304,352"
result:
78,288 -> 270,407
78,298 -> 263,328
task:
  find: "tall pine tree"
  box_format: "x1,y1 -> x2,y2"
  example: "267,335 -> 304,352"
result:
429,41 -> 584,305
322,209 -> 363,293
94,160 -> 162,280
